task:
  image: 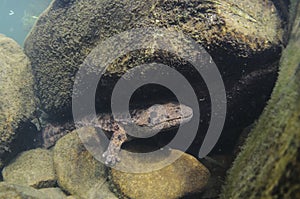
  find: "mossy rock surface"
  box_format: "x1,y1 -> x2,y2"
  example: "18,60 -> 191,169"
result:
2,148 -> 56,188
221,1 -> 300,198
24,0 -> 285,118
109,149 -> 210,199
0,34 -> 36,168
53,128 -> 111,199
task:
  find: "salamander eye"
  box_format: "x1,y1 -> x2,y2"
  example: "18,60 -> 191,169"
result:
150,111 -> 157,118
148,117 -> 152,124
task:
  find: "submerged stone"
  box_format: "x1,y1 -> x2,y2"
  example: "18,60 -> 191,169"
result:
38,187 -> 68,199
53,128 -> 109,199
109,149 -> 210,199
2,148 -> 56,188
0,182 -> 50,199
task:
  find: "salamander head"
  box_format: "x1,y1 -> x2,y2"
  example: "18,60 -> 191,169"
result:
134,102 -> 193,130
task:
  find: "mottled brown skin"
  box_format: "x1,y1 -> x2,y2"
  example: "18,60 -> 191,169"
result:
41,103 -> 193,165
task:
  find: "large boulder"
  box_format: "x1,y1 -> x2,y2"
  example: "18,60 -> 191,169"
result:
0,34 -> 36,169
221,1 -> 300,198
24,0 -> 285,120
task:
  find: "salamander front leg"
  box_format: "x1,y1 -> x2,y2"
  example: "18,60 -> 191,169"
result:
102,124 -> 127,165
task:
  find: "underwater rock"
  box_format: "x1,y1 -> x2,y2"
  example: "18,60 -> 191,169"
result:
0,182 -> 50,199
85,180 -> 119,199
0,34 -> 37,169
53,128 -> 110,199
66,196 -> 79,199
221,1 -> 300,198
38,187 -> 68,199
109,149 -> 210,199
2,148 -> 56,188
52,126 -> 209,198
24,0 -> 285,120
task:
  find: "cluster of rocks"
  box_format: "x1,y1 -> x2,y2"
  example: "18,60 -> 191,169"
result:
0,15 -> 212,198
1,127 -> 210,199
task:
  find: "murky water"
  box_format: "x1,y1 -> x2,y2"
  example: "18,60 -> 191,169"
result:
0,0 -> 51,46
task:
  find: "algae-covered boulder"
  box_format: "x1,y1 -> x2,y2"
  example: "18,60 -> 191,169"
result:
109,149 -> 210,199
2,148 -> 56,188
53,128 -> 109,199
24,0 -> 285,119
221,1 -> 300,198
0,34 -> 36,168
